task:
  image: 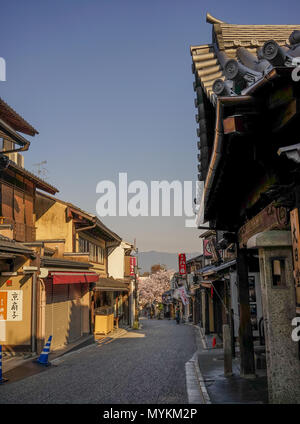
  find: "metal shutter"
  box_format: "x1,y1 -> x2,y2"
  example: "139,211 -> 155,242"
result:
68,284 -> 82,343
52,284 -> 69,349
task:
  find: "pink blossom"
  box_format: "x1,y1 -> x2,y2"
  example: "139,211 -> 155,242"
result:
138,269 -> 174,308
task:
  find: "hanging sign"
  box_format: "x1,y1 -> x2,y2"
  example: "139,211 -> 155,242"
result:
203,239 -> 212,258
130,257 -> 136,276
178,286 -> 189,305
178,253 -> 186,275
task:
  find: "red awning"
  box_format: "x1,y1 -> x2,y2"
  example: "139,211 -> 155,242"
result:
49,271 -> 99,285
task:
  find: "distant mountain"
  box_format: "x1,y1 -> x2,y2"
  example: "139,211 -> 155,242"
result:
137,251 -> 200,275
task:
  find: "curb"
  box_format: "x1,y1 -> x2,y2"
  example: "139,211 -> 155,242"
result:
193,353 -> 212,404
194,324 -> 208,349
185,352 -> 205,404
2,354 -> 39,373
193,325 -> 212,404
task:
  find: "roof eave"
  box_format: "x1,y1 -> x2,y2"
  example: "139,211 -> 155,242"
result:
7,161 -> 59,195
0,97 -> 39,136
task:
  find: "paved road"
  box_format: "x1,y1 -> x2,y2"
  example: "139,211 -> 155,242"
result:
0,319 -> 196,404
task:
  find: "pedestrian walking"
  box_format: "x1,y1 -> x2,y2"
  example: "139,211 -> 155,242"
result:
175,307 -> 180,324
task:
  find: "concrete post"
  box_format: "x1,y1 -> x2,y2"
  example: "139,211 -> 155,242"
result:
223,324 -> 233,377
248,231 -> 300,404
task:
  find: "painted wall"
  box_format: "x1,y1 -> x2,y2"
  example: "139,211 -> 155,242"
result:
108,245 -> 125,279
35,193 -> 108,276
35,194 -> 73,251
108,241 -> 132,279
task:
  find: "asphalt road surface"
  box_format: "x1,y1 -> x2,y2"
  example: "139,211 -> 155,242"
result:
0,318 -> 196,404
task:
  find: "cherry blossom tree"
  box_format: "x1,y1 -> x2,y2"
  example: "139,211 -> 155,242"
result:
138,269 -> 175,309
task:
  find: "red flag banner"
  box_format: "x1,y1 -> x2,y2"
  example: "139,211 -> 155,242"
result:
130,257 -> 136,276
178,253 -> 186,275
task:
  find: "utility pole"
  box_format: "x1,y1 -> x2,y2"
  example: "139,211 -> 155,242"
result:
133,239 -> 139,326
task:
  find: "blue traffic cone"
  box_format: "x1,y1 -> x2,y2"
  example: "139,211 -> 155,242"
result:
35,335 -> 52,366
0,345 -> 8,384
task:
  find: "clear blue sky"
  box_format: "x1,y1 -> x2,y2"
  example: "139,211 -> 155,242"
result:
1,0 -> 299,252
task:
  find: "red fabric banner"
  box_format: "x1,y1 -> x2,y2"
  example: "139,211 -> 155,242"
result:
178,253 -> 186,275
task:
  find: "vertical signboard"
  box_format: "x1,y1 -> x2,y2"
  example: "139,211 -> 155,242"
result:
0,290 -> 23,321
290,208 -> 300,306
130,257 -> 136,276
7,291 -> 23,321
0,290 -> 7,341
0,292 -> 7,321
178,253 -> 186,275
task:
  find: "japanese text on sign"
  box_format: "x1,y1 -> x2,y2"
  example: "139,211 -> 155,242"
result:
130,257 -> 136,276
0,290 -> 23,321
178,253 -> 186,275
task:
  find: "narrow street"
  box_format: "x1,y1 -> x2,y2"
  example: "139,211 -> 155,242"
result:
0,319 -> 196,404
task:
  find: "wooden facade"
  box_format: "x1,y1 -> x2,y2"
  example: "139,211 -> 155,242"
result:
190,13 -> 300,402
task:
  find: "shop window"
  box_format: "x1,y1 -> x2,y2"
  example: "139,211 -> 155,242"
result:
271,258 -> 286,288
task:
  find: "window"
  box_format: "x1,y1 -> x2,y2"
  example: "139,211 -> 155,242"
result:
78,236 -> 104,264
271,258 -> 286,287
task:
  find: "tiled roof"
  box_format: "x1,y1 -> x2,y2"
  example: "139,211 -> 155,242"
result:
191,15 -> 300,103
96,277 -> 129,291
0,97 -> 38,136
7,159 -> 59,194
191,44 -> 224,103
191,13 -> 300,188
41,256 -> 92,269
216,23 -> 300,53
0,155 -> 58,195
0,234 -> 35,256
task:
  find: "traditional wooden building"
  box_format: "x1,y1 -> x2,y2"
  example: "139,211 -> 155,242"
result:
108,241 -> 135,327
0,97 -> 58,353
191,13 -> 300,403
35,192 -> 132,348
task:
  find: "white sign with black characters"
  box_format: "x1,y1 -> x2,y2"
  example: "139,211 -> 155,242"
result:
7,290 -> 23,321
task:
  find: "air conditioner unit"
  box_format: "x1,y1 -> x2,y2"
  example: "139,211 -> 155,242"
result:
8,152 -> 18,163
7,152 -> 24,168
17,153 -> 24,168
